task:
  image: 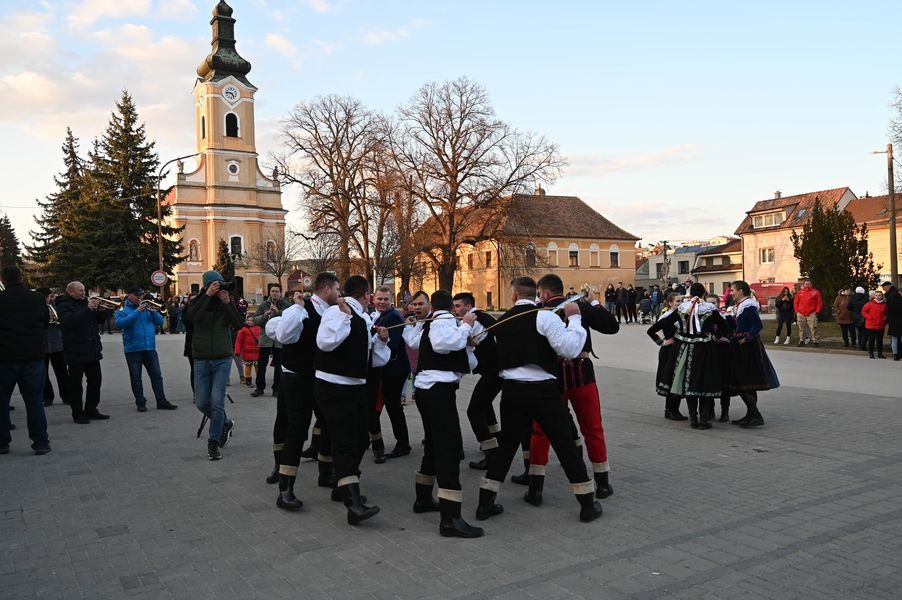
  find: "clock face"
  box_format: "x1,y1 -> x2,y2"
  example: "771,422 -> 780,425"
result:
223,85 -> 239,103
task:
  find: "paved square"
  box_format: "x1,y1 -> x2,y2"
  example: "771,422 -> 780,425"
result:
2,327 -> 901,599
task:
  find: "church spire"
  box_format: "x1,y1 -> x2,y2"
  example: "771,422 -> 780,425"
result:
196,1 -> 254,87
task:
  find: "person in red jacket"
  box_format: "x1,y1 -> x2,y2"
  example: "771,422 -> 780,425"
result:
234,315 -> 261,386
793,279 -> 823,347
861,291 -> 888,359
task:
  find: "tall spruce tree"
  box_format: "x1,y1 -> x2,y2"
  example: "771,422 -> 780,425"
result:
0,214 -> 23,270
791,198 -> 882,316
213,239 -> 235,281
27,128 -> 84,285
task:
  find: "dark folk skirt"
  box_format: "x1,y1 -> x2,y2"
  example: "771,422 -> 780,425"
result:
667,340 -> 723,398
728,338 -> 780,392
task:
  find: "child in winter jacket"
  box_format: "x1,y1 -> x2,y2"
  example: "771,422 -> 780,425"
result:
234,315 -> 261,385
861,291 -> 888,359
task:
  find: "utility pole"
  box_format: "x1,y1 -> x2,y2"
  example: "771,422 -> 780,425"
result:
660,240 -> 669,287
888,144 -> 899,285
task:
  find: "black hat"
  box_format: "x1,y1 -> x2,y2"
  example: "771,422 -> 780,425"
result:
126,285 -> 145,296
880,281 -> 892,288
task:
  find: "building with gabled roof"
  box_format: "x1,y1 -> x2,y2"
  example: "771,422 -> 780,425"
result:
844,193 -> 902,284
691,238 -> 743,295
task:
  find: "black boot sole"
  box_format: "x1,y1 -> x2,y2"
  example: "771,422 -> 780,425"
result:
276,496 -> 303,511
475,504 -> 504,521
265,471 -> 279,485
596,486 -> 613,499
347,506 -> 380,525
440,521 -> 484,538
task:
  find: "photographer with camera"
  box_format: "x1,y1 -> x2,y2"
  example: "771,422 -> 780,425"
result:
185,271 -> 243,460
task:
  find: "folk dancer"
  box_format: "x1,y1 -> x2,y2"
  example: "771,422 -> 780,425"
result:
646,291 -> 687,421
403,290 -> 483,537
476,277 -> 603,523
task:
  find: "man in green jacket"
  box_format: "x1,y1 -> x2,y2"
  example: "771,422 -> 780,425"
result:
186,271 -> 243,460
251,283 -> 291,397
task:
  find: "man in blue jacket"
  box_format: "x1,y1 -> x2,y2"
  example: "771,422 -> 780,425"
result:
116,285 -> 177,413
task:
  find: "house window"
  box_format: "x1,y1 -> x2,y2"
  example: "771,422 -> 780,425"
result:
655,263 -> 663,278
678,260 -> 689,274
610,244 -> 620,268
752,211 -> 784,229
547,242 -> 558,267
225,113 -> 239,137
485,251 -> 492,268
188,240 -> 200,261
467,254 -> 474,270
589,244 -> 599,267
525,243 -> 536,267
759,248 -> 775,264
722,255 -> 731,265
230,236 -> 243,257
568,243 -> 580,268
486,291 -> 493,308
266,241 -> 276,261
456,255 -> 462,270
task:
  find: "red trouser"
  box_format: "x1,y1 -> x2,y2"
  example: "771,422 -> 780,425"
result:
529,381 -> 609,473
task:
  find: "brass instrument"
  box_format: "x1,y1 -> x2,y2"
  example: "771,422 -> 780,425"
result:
0,281 -> 4,292
48,304 -> 59,325
89,296 -> 123,310
140,299 -> 167,313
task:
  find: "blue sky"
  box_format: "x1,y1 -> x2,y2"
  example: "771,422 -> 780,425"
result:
1,0 -> 900,250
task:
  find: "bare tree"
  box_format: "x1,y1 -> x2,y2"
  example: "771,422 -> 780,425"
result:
250,228 -> 303,290
300,232 -> 340,275
392,77 -> 565,290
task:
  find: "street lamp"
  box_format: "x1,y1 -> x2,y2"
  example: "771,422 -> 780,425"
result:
157,152 -> 201,299
871,144 -> 899,285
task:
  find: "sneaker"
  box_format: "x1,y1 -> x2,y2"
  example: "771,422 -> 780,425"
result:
250,389 -> 264,397
156,401 -> 178,410
85,411 -> 110,420
783,337 -> 790,345
32,444 -> 52,456
137,404 -> 148,413
773,336 -> 779,344
208,441 -> 221,460
219,420 -> 234,448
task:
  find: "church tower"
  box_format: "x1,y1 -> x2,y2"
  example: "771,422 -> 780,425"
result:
167,0 -> 285,300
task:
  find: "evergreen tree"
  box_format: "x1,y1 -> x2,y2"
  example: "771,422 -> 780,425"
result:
27,128 -> 83,285
0,214 -> 23,270
791,198 -> 882,317
213,239 -> 235,281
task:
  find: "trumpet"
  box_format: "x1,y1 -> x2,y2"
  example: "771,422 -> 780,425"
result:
89,296 -> 123,310
139,299 -> 167,313
48,304 -> 59,325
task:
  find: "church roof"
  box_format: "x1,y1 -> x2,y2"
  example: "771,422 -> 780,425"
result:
196,1 -> 254,88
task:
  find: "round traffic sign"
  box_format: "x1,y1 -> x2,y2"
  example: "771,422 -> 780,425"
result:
151,270 -> 169,287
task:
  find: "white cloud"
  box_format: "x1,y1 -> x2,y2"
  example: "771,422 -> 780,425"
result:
566,145 -> 701,177
0,10 -> 57,71
67,0 -> 152,30
306,0 -> 332,13
157,0 -> 199,20
362,28 -> 410,46
265,33 -> 301,71
312,39 -> 338,55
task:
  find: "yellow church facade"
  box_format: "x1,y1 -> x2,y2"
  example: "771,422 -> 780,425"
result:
165,1 -> 286,301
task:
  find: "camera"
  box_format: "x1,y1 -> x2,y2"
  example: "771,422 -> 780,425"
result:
219,280 -> 235,292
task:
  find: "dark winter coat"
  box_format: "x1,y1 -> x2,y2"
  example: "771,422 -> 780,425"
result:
0,283 -> 48,361
604,288 -> 617,303
55,293 -> 107,364
847,292 -> 868,328
832,293 -> 853,325
886,288 -> 902,337
185,293 -> 243,359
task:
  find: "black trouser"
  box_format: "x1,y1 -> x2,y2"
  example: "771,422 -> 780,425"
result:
67,360 -> 102,418
485,380 -> 591,487
44,352 -> 68,403
367,368 -> 410,447
275,372 -> 316,472
615,303 -> 627,323
255,347 -> 283,393
627,303 -> 637,322
686,396 -> 715,421
467,372 -> 502,448
840,324 -> 856,346
314,380 -> 368,486
856,325 -> 867,350
775,313 -> 792,337
416,383 -> 464,494
866,329 -> 884,355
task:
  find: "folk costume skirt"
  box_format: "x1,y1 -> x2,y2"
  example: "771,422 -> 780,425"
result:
729,338 -> 780,392
655,343 -> 677,397
668,338 -> 722,398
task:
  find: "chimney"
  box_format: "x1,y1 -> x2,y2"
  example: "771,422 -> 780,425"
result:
535,184 -> 546,196
774,190 -> 782,199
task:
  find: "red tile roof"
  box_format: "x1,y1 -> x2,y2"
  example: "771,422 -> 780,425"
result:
697,238 -> 742,256
734,187 -> 853,235
844,194 -> 902,227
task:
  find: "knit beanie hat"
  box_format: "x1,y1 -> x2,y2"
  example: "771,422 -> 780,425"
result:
202,270 -> 223,286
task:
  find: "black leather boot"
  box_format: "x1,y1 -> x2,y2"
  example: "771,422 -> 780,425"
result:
689,412 -> 699,429
576,492 -> 603,522
523,475 -> 544,506
510,459 -> 529,485
413,481 -> 439,513
317,460 -> 333,488
300,433 -> 319,460
439,498 -> 484,538
371,438 -> 386,464
719,396 -> 730,422
342,483 -> 380,525
740,411 -> 765,428
332,485 -> 367,504
698,403 -> 712,430
475,488 -> 504,521
731,413 -> 752,425
276,474 -> 303,511
594,471 -> 613,499
265,451 -> 280,484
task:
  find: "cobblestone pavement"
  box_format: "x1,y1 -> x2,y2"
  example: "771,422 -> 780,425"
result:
2,326 -> 901,599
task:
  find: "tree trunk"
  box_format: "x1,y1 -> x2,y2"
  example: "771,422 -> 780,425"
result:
338,235 -> 350,282
438,260 -> 455,291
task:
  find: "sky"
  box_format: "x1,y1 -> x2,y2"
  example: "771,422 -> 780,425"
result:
2,0 -> 901,251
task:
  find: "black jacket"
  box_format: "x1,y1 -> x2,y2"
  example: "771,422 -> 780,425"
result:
604,288 -> 617,303
0,284 -> 48,361
847,292 -> 868,327
56,293 -> 107,364
371,307 -> 410,377
885,287 -> 902,337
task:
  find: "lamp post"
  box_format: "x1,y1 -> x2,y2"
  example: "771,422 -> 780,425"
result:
157,152 -> 201,300
871,144 -> 899,285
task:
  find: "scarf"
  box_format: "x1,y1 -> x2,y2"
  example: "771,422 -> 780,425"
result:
677,297 -> 716,334
734,296 -> 758,318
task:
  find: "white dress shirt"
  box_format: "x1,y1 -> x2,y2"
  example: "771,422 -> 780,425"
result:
499,299 -> 586,382
265,294 -> 331,375
402,310 -> 473,389
315,296 -> 389,386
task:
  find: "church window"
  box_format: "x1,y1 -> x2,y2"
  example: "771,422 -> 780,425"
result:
266,241 -> 276,261
225,113 -> 239,137
188,240 -> 200,261
230,236 -> 243,257
227,161 -> 240,175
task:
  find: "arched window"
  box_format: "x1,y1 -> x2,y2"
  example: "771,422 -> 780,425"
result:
568,243 -> 580,268
188,240 -> 200,261
200,116 -> 206,140
230,235 -> 243,257
225,113 -> 239,137
589,243 -> 599,268
266,241 -> 276,261
546,242 -> 558,267
609,244 -> 620,268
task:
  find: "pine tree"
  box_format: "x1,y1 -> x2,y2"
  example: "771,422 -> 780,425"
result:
27,128 -> 83,285
0,214 -> 23,270
791,198 -> 883,317
213,239 -> 235,281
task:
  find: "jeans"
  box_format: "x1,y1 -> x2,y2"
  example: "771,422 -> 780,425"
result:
891,335 -> 900,356
0,360 -> 49,448
125,350 -> 168,407
651,302 -> 660,321
605,301 -> 616,314
194,357 -> 231,442
775,313 -> 793,338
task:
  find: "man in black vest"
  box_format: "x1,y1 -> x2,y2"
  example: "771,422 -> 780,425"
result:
476,277 -> 603,523
315,276 -> 390,525
451,292 -> 503,470
265,272 -> 340,511
402,290 -> 482,537
366,285 -> 411,463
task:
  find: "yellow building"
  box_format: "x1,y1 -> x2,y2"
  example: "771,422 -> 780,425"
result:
416,188 -> 639,309
165,1 -> 285,301
845,193 -> 902,285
